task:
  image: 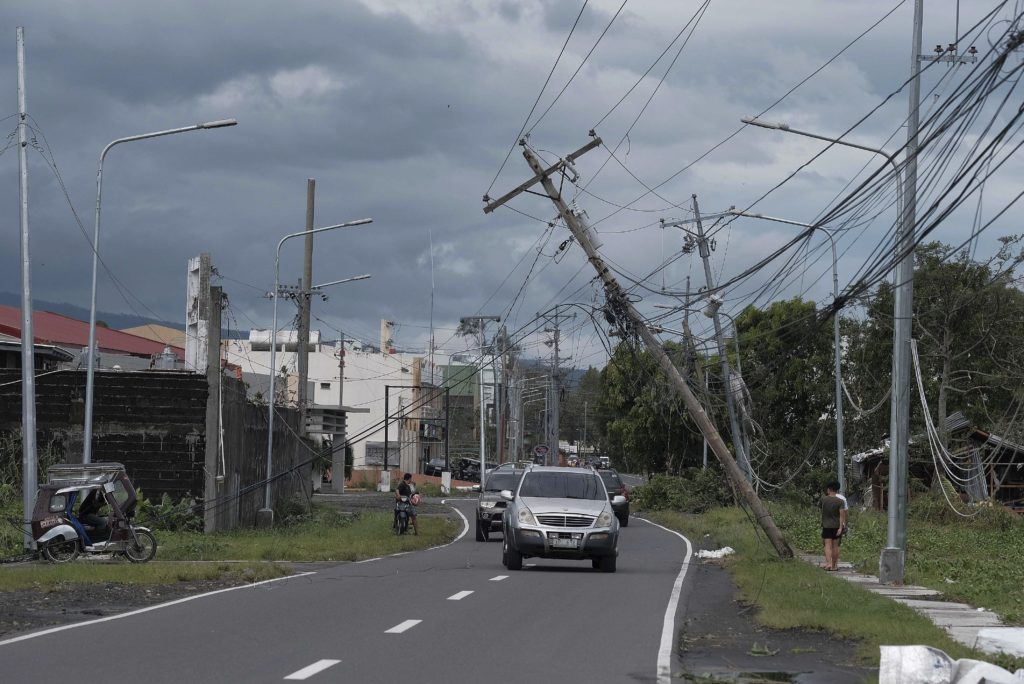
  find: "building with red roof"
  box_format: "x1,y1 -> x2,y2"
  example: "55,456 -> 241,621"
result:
0,304 -> 184,360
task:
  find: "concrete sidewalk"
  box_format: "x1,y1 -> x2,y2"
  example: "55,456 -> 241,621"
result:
799,554 -> 1019,655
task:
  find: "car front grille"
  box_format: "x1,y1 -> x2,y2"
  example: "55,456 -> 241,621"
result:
536,514 -> 595,528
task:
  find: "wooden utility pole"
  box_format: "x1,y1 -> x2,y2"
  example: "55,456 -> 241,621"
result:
297,179 -> 315,435
484,137 -> 792,558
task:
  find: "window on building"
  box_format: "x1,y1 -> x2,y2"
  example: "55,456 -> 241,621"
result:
320,382 -> 331,390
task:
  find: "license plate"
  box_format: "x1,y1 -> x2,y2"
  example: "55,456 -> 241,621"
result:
550,536 -> 579,549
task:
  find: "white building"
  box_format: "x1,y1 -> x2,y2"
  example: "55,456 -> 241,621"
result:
225,330 -> 445,474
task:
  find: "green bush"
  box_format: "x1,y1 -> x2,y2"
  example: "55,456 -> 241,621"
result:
631,468 -> 731,513
908,488 -> 1019,530
136,491 -> 203,532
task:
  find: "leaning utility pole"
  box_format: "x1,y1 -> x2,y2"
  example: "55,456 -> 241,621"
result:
484,137 -> 792,558
296,179 -> 315,435
17,27 -> 37,550
692,195 -> 752,482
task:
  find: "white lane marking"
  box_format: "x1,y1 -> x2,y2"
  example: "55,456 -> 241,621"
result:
0,571 -> 317,648
424,502 -> 469,552
355,557 -> 380,564
636,516 -> 693,684
447,590 -> 474,601
489,575 -> 508,582
385,619 -> 422,634
284,659 -> 341,680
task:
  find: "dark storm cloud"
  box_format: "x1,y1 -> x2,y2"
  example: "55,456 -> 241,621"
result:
0,0 -> 1010,360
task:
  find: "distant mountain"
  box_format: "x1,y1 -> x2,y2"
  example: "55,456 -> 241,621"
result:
0,291 -> 181,331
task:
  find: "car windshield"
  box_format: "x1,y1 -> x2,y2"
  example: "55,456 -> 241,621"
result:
599,471 -> 622,489
484,472 -> 519,492
518,472 -> 606,500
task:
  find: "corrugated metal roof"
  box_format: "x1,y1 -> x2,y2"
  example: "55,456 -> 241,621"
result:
119,323 -> 186,349
0,305 -> 184,359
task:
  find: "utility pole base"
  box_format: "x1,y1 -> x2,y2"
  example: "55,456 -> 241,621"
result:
256,508 -> 275,528
879,547 -> 905,585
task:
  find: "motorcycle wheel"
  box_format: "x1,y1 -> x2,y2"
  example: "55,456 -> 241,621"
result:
124,530 -> 157,563
42,538 -> 79,564
398,514 -> 409,536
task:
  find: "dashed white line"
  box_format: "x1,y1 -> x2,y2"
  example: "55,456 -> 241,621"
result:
284,659 -> 341,680
447,590 -> 474,601
489,575 -> 509,582
385,619 -> 422,634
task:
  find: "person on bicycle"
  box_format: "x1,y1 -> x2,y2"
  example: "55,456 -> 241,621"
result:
395,473 -> 418,535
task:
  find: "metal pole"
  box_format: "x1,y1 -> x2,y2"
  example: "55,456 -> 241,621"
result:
693,195 -> 751,481
16,27 -> 37,550
478,330 -> 487,487
831,236 -> 846,494
882,0 -> 923,585
83,118 -> 237,463
444,387 -> 450,471
384,386 -> 390,472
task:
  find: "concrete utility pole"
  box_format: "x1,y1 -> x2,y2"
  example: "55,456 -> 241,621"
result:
17,27 -> 37,550
691,196 -> 752,482
484,137 -> 793,559
332,333 -> 346,493
203,285 -> 223,533
296,179 -> 315,435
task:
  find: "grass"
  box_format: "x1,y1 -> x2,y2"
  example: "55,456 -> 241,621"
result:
768,500 -> 1024,624
0,502 -> 462,589
157,510 -> 460,562
646,507 -> 1024,670
0,562 -> 288,592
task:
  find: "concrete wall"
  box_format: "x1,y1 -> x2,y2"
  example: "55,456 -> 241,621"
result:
0,369 -> 309,529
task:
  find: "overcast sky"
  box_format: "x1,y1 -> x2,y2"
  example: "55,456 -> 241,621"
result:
1,0 -> 1019,366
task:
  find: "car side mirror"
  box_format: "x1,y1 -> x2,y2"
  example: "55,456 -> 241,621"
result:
611,495 -> 627,505
499,490 -> 514,501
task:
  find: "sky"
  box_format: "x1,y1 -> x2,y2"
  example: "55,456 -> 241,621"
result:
1,0 -> 1020,369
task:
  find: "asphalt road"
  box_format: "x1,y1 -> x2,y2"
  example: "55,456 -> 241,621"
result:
0,500 -> 692,683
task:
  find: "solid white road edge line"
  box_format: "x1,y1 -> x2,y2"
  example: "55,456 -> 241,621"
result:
284,659 -> 341,680
636,516 -> 693,684
447,590 -> 474,601
385,619 -> 422,634
0,571 -> 318,648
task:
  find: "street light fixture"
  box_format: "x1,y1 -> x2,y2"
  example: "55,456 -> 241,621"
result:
83,118 -> 238,464
722,209 -> 846,492
263,219 -> 373,521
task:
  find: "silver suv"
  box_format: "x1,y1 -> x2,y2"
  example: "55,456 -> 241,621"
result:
500,466 -> 624,573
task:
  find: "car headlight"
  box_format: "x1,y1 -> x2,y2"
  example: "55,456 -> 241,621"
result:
597,510 -> 613,527
518,506 -> 537,526
480,501 -> 496,509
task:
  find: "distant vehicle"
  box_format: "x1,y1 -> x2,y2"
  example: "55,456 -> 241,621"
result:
422,458 -> 448,477
500,465 -> 624,572
598,456 -> 611,469
598,468 -> 630,527
475,463 -> 526,541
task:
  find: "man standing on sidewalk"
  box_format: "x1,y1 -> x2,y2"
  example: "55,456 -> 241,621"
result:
820,481 -> 846,571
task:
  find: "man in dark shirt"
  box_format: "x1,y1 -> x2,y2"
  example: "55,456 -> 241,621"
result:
820,481 -> 846,570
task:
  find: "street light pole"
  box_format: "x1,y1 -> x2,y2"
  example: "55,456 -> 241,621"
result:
461,316 -> 499,491
741,116 -> 910,582
262,219 -> 372,525
83,118 -> 237,464
724,210 -> 845,492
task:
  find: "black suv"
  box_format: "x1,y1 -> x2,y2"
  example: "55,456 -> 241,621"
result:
598,468 -> 630,526
475,464 -> 526,541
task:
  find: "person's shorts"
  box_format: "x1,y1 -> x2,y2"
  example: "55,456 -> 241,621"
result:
821,527 -> 840,539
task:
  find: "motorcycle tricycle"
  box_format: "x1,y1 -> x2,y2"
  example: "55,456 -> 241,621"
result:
31,462 -> 157,563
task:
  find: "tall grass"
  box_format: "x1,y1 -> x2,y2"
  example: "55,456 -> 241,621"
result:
769,499 -> 1024,624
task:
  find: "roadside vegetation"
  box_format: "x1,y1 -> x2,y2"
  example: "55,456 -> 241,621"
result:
633,474 -> 1024,669
0,496 -> 461,589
